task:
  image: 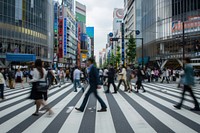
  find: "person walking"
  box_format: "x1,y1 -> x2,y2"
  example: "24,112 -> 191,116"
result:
99,68 -> 103,85
29,59 -> 53,116
65,68 -> 70,81
73,66 -> 84,92
117,65 -> 128,91
126,65 -> 133,93
59,68 -> 65,87
103,67 -> 108,86
135,67 -> 146,93
0,69 -> 6,100
161,68 -> 169,83
174,58 -> 200,111
105,64 -> 117,93
75,58 -> 107,112
8,69 -> 15,89
15,68 -> 24,89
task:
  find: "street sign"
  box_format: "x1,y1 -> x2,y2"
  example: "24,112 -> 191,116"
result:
110,38 -> 119,41
136,30 -> 140,35
109,32 -> 113,37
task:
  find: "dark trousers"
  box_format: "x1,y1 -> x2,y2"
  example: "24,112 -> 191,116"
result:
136,80 -> 145,91
80,86 -> 107,111
0,84 -> 4,99
161,76 -> 169,83
178,85 -> 199,108
107,81 -> 117,92
117,79 -> 127,90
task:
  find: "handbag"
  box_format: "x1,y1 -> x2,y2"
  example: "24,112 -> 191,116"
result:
36,81 -> 49,92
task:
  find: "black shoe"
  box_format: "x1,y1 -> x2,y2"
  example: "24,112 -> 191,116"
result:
82,88 -> 85,93
97,108 -> 107,112
32,113 -> 39,116
112,92 -> 117,94
74,90 -> 77,92
190,107 -> 200,111
174,105 -> 181,109
135,90 -> 139,93
75,107 -> 83,112
143,90 -> 146,93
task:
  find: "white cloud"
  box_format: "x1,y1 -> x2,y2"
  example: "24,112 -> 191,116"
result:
77,0 -> 123,62
58,0 -> 124,63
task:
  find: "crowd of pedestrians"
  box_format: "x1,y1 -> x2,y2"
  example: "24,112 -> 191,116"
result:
0,57 -> 199,115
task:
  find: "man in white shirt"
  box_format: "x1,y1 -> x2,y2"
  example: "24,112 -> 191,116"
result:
103,67 -> 108,86
99,69 -> 103,84
73,66 -> 84,92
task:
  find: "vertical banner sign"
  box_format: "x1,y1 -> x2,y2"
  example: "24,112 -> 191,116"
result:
121,23 -> 125,64
63,18 -> 67,56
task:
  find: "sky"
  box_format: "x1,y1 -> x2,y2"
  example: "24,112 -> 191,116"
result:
58,0 -> 124,62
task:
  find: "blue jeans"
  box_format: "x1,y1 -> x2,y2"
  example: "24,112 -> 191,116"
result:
74,79 -> 82,91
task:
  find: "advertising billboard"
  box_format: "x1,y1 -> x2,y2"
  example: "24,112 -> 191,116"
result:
86,27 -> 94,38
63,18 -> 67,57
172,15 -> 200,34
58,19 -> 63,58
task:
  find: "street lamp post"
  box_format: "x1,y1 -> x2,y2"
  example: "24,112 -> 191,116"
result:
141,38 -> 144,69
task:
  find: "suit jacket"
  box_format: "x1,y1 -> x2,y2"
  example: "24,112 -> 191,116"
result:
108,67 -> 115,82
89,65 -> 99,88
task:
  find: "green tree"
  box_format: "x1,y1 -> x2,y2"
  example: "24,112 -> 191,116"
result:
116,46 -> 121,67
126,35 -> 136,64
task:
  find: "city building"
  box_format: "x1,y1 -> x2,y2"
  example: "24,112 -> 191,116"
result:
139,0 -> 200,69
53,1 -> 59,69
123,0 -> 143,65
76,1 -> 87,67
57,1 -> 77,68
86,27 -> 94,57
0,0 -> 54,67
87,36 -> 92,58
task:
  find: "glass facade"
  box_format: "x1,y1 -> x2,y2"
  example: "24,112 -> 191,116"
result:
0,0 -> 53,63
138,0 -> 200,61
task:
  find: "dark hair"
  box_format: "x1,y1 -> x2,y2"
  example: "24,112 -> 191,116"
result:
35,59 -> 44,79
184,57 -> 191,63
88,58 -> 95,63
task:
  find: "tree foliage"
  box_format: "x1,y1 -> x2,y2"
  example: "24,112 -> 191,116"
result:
126,35 -> 136,64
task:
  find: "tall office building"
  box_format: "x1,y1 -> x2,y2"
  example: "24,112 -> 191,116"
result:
57,4 -> 77,67
86,27 -> 94,57
139,0 -> 200,68
76,1 -> 87,66
0,0 -> 54,67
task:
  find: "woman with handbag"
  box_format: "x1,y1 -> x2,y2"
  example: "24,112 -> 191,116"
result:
15,68 -> 24,89
29,59 -> 53,116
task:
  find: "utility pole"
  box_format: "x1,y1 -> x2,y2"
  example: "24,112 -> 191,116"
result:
121,23 -> 125,65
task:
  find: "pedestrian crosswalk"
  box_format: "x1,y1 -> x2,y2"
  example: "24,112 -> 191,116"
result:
0,82 -> 200,133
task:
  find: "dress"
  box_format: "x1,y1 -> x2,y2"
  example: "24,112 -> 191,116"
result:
29,68 -> 48,100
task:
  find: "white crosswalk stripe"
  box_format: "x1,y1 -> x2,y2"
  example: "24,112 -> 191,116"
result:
0,82 -> 200,133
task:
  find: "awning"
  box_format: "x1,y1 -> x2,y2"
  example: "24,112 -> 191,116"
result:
6,53 -> 36,62
138,56 -> 150,65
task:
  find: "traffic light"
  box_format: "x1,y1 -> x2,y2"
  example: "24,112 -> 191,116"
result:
110,38 -> 119,41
